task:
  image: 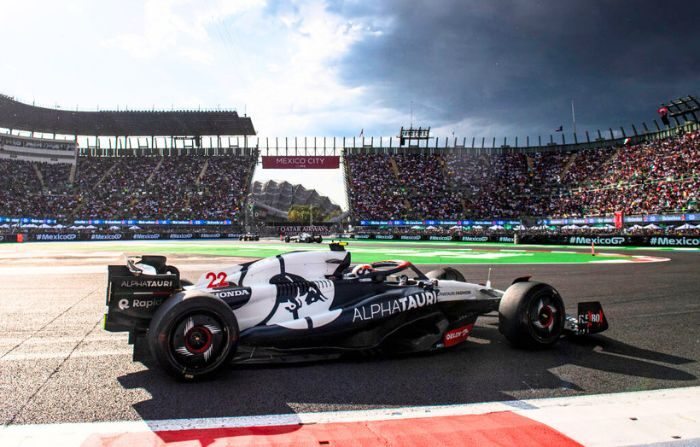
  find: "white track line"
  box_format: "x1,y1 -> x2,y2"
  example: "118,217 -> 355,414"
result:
1,387 -> 699,447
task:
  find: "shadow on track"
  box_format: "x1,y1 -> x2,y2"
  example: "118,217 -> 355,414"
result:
117,324 -> 696,422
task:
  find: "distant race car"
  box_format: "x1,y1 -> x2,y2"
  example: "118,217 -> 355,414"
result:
104,243 -> 608,380
284,232 -> 322,243
240,233 -> 259,241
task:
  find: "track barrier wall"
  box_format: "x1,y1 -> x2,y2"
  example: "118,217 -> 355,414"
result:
349,233 -> 700,247
0,232 -> 245,243
1,232 -> 699,247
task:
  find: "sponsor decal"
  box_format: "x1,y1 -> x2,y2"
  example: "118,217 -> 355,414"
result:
199,233 -> 222,239
120,279 -> 174,288
352,290 -> 438,322
279,280 -> 328,319
355,234 -> 371,239
440,290 -> 472,297
429,236 -> 453,241
90,233 -> 123,240
117,297 -> 164,310
35,233 -> 77,241
569,236 -> 625,245
650,236 -> 700,247
462,236 -> 488,242
499,236 -> 514,243
169,233 -> 194,239
399,235 -> 422,240
214,288 -> 251,299
132,298 -> 165,309
375,235 -> 394,240
443,324 -> 474,347
261,156 -> 340,169
133,233 -> 161,240
264,273 -> 334,326
278,225 -> 328,233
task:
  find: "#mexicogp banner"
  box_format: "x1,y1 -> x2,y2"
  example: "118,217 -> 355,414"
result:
262,156 -> 340,169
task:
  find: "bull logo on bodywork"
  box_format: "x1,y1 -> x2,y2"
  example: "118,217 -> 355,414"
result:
267,273 -> 331,322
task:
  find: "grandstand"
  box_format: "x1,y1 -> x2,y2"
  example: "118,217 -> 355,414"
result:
0,92 -> 698,235
0,94 -> 258,225
344,130 -> 699,222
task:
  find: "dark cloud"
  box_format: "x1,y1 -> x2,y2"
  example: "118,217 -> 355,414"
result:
337,0 -> 700,139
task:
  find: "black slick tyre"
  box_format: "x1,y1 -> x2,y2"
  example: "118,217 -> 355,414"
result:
498,281 -> 565,349
425,267 -> 466,282
148,292 -> 239,380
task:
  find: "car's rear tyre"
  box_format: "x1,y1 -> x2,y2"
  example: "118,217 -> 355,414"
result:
284,236 -> 290,243
498,281 -> 565,349
425,267 -> 466,282
314,235 -> 323,243
148,292 -> 239,380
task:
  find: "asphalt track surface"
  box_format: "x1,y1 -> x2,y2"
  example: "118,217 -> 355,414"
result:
1,240 -> 699,426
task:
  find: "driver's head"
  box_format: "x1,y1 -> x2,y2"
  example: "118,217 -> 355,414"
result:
351,264 -> 373,276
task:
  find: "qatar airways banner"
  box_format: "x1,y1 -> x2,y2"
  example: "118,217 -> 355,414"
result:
262,156 -> 340,169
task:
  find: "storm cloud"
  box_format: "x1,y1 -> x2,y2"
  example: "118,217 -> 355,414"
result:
335,0 -> 700,140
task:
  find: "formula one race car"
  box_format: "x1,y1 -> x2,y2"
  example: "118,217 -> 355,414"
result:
104,243 -> 608,380
284,232 -> 322,243
240,233 -> 259,241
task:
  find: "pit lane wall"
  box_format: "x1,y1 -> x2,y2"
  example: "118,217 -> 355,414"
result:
347,233 -> 700,247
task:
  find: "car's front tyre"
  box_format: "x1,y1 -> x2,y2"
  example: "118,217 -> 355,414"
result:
148,292 -> 239,380
498,281 -> 565,349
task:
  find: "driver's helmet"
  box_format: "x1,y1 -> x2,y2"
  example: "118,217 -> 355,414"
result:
351,264 -> 373,277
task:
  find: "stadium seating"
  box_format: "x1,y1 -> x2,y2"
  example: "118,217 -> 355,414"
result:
345,132 -> 699,220
0,155 -> 257,221
1,132 -> 697,224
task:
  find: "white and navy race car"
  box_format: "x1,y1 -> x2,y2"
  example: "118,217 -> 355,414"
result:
104,243 -> 608,380
284,232 -> 322,243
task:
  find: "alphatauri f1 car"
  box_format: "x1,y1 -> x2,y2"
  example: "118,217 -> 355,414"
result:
104,243 -> 608,380
284,232 -> 323,243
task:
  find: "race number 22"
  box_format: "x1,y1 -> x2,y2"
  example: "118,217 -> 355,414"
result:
205,272 -> 229,288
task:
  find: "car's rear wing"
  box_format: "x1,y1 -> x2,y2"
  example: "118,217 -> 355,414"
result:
104,256 -> 181,333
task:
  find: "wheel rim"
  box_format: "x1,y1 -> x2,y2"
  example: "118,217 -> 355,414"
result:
528,293 -> 562,341
171,312 -> 227,368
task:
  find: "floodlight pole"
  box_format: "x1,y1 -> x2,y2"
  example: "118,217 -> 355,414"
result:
571,99 -> 577,135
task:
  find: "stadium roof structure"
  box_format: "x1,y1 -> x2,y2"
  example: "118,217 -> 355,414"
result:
0,94 -> 256,137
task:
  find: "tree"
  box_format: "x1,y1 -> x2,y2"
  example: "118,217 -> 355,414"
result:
288,205 -> 326,223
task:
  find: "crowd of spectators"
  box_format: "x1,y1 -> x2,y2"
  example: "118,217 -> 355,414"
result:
345,153 -> 461,220
0,154 -> 256,221
344,132 -> 699,220
551,133 -> 699,216
345,154 -> 406,219
2,132 -> 698,225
